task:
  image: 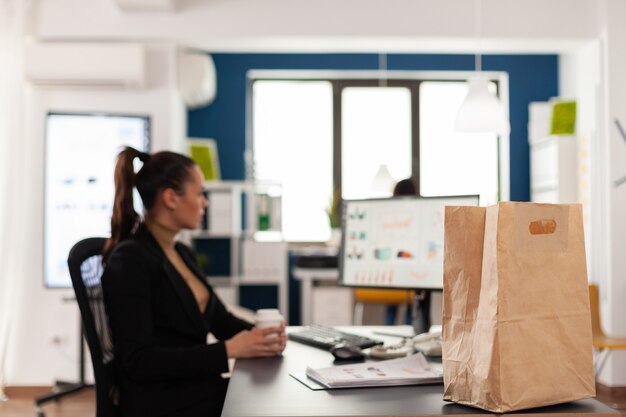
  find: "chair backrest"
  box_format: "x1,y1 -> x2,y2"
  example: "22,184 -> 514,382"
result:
588,283 -> 606,340
353,288 -> 415,305
68,237 -> 118,417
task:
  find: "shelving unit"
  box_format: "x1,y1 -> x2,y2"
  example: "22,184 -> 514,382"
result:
530,135 -> 578,203
528,101 -> 578,204
184,181 -> 288,319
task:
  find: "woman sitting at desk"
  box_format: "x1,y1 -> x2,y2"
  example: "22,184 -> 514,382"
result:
102,147 -> 286,417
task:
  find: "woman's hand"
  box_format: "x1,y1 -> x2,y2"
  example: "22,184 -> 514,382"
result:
225,323 -> 287,358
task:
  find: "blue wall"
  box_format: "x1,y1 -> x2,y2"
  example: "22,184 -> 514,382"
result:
188,53 -> 558,202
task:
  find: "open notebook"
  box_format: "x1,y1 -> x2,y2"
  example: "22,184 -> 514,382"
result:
305,353 -> 443,389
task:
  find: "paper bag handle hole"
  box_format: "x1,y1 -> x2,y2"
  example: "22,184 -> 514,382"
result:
529,219 -> 557,235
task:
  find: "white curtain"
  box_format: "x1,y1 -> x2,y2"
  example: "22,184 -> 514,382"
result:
0,0 -> 32,400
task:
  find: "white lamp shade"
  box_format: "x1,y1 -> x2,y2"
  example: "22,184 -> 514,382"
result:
455,75 -> 510,134
370,164 -> 395,196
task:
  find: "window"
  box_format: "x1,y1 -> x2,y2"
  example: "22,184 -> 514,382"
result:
252,81 -> 333,242
250,73 -> 506,242
341,87 -> 412,200
419,82 -> 499,204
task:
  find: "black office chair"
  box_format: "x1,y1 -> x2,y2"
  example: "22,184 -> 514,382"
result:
35,237 -> 119,417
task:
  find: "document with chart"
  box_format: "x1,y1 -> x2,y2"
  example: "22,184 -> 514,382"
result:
306,353 -> 442,389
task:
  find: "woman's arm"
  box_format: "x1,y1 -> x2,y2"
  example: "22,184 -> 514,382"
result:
207,290 -> 254,339
208,291 -> 287,358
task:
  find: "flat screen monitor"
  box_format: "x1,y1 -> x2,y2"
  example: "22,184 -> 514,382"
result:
44,112 -> 150,288
339,195 -> 479,290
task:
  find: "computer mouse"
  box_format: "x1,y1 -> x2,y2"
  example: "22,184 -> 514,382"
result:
330,343 -> 365,362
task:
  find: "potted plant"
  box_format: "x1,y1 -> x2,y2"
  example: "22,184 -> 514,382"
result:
326,188 -> 342,246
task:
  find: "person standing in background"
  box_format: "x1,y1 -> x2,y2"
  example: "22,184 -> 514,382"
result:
392,178 -> 416,197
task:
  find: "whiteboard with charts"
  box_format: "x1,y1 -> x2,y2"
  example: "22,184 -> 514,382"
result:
339,195 -> 478,290
44,112 -> 150,288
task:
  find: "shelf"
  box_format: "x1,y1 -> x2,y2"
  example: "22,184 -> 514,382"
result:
529,132 -> 577,204
248,230 -> 283,242
190,230 -> 242,239
528,133 -> 575,146
530,184 -> 558,193
238,279 -> 286,286
207,276 -> 282,286
207,277 -> 233,287
192,180 -> 288,320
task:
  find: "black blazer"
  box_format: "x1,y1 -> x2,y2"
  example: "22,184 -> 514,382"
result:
102,224 -> 253,417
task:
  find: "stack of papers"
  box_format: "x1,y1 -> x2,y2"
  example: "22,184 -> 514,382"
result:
306,353 -> 443,389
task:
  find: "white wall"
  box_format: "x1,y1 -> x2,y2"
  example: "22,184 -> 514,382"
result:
558,38 -> 626,385
5,42 -> 186,385
558,41 -> 602,284
560,0 -> 626,387
598,0 -> 626,386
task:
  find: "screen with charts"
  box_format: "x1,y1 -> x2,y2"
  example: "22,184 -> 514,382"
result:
44,112 -> 150,288
339,195 -> 479,290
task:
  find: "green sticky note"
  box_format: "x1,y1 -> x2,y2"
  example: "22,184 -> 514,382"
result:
550,101 -> 576,135
190,144 -> 216,180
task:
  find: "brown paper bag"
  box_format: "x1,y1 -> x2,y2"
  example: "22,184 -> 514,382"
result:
442,202 -> 595,413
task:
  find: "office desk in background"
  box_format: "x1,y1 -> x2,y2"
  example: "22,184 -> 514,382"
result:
221,326 -> 618,417
292,267 -> 340,325
292,246 -> 350,326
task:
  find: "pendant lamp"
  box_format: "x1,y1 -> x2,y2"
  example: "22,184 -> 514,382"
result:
370,163 -> 394,196
368,54 -> 395,196
455,0 -> 509,135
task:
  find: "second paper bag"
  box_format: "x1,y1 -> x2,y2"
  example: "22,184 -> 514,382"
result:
442,202 -> 595,413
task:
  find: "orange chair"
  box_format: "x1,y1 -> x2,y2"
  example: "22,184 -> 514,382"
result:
589,284 -> 626,375
353,289 -> 414,325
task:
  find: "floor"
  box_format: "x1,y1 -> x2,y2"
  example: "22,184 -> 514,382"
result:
1,385 -> 625,417
597,386 -> 626,416
1,388 -> 95,417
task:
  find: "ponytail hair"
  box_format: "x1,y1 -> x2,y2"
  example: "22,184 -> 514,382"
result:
103,146 -> 196,262
103,147 -> 148,262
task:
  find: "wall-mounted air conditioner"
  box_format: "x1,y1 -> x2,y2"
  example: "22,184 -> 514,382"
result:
24,42 -> 146,88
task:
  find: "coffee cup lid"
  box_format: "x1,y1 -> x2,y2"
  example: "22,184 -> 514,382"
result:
256,308 -> 281,317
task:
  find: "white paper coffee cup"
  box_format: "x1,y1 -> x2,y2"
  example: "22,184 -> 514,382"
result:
254,308 -> 284,329
255,309 -> 284,346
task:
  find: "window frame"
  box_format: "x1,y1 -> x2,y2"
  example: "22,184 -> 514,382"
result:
247,70 -> 510,240
332,79 -> 421,196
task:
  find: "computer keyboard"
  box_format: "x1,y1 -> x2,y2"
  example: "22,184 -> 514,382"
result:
288,325 -> 384,350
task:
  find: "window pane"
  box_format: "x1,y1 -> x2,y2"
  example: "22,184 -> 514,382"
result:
419,82 -> 499,204
253,80 -> 333,241
342,87 -> 412,199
